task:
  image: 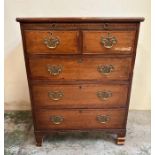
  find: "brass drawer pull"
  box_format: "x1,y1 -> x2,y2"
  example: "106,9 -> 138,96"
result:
48,91 -> 64,101
47,65 -> 63,76
97,64 -> 114,75
44,32 -> 60,49
96,115 -> 110,124
50,116 -> 64,124
96,91 -> 112,101
101,32 -> 117,48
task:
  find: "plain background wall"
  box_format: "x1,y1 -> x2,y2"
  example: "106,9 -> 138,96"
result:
4,0 -> 150,110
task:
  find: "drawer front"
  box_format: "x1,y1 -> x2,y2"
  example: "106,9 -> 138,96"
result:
29,57 -> 132,81
35,109 -> 126,130
32,84 -> 128,108
22,23 -> 137,30
24,30 -> 79,54
83,31 -> 136,54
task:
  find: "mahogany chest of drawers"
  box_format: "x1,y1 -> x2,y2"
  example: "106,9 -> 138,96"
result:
16,17 -> 144,146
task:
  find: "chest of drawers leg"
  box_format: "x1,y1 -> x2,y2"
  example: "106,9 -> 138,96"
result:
17,17 -> 144,146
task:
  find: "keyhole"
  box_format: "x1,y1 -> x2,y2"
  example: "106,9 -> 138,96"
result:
51,24 -> 55,28
79,85 -> 82,89
103,23 -> 108,30
77,58 -> 83,63
79,109 -> 83,113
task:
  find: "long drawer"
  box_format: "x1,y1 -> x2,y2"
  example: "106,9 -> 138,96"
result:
28,56 -> 132,81
35,109 -> 126,130
32,84 -> 128,108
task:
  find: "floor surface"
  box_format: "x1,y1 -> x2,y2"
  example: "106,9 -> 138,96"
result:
4,110 -> 151,155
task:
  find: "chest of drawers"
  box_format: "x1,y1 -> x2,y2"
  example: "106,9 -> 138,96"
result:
16,17 -> 144,146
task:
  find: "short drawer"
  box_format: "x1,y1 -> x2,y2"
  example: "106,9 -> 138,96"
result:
29,56 -> 132,81
32,84 -> 128,108
24,30 -> 79,54
83,31 -> 136,54
35,109 -> 126,130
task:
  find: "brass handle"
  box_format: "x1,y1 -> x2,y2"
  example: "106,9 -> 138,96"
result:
101,32 -> 117,48
44,32 -> 60,49
50,116 -> 64,124
97,64 -> 114,75
48,91 -> 64,101
96,115 -> 110,124
96,91 -> 112,101
47,65 -> 63,76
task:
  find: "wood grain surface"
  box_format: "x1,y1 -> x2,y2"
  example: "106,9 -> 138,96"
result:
35,108 -> 126,130
28,56 -> 132,81
32,83 -> 128,108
